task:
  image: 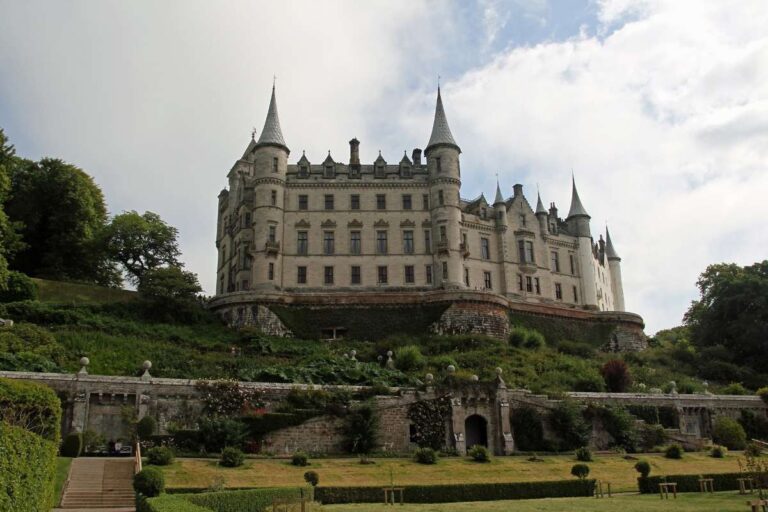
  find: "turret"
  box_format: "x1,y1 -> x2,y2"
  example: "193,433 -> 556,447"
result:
535,191 -> 548,234
606,227 -> 625,311
566,175 -> 591,238
493,181 -> 507,227
567,176 -> 598,309
425,87 -> 463,288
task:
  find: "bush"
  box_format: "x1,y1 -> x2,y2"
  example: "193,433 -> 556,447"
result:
140,494 -> 211,512
304,470 -> 319,487
182,487 -> 313,511
634,460 -> 651,478
414,447 -> 438,465
721,382 -> 749,395
0,377 -> 62,441
712,416 -> 747,450
134,467 -> 165,497
710,445 -> 727,458
549,400 -> 590,451
746,441 -> 763,457
595,405 -> 638,452
509,326 -> 546,349
291,451 -> 308,467
571,463 -> 590,480
198,416 -> 247,452
0,271 -> 37,302
0,422 -> 58,511
637,424 -> 665,452
220,447 -> 245,468
739,410 -> 768,442
147,446 -> 175,466
468,445 -> 490,463
511,406 -> 547,451
575,447 -> 592,462
664,444 -> 683,459
395,345 -> 425,372
137,416 -> 157,440
600,359 -> 632,392
757,387 -> 768,405
341,403 -> 379,455
60,432 -> 83,457
556,340 -> 596,358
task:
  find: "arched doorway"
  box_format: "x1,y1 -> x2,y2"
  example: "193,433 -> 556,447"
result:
464,414 -> 488,452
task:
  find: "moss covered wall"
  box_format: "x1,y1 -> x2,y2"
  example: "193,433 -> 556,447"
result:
508,311 -> 618,349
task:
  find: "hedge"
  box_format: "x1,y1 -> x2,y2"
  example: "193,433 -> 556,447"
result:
139,494 -> 211,512
0,422 -> 58,512
182,486 -> 313,512
315,480 -> 596,504
638,472 -> 749,494
0,377 -> 61,441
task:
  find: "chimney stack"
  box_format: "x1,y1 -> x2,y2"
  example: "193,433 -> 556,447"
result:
349,138 -> 360,167
513,184 -> 523,197
412,148 -> 422,166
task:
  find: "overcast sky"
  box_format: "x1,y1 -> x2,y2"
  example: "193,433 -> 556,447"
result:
1,0 -> 766,334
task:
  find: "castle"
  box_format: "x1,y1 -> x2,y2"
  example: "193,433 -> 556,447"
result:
210,87 -> 643,347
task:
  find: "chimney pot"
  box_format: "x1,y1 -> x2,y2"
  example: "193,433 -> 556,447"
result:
349,138 -> 360,166
412,148 -> 422,166
513,184 -> 523,197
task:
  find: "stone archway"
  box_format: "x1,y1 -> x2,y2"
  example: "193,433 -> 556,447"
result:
464,414 -> 488,452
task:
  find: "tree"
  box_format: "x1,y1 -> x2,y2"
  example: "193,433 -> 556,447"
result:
137,266 -> 201,301
5,157 -> 117,285
341,403 -> 379,457
600,359 -> 633,392
685,261 -> 768,376
0,128 -> 25,289
101,211 -> 181,285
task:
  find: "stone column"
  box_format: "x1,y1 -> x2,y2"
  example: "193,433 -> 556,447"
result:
450,397 -> 466,454
71,391 -> 89,433
498,399 -> 514,454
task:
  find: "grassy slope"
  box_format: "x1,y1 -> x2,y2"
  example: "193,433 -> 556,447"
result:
321,492 -> 750,512
33,278 -> 137,304
161,453 -> 747,493
53,457 -> 72,507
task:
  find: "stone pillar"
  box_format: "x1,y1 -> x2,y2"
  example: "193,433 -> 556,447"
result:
71,391 -> 89,433
450,397 -> 466,454
498,399 -> 514,454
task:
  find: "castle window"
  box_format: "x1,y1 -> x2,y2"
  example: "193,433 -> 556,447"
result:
299,195 -> 308,210
375,164 -> 385,178
272,157 -> 278,173
271,190 -> 277,206
481,238 -> 490,260
242,280 -> 249,290
550,222 -> 556,233
439,226 -> 447,241
376,231 -> 388,254
324,164 -> 335,179
436,157 -> 442,173
551,251 -> 560,272
219,275 -> 224,294
351,265 -> 361,285
535,277 -> 541,294
244,212 -> 251,227
324,266 -> 334,285
517,274 -> 523,291
297,232 -> 308,255
401,165 -> 411,178
484,271 -> 492,290
268,225 -> 276,243
377,266 -> 388,284
464,268 -> 470,286
349,166 -> 360,179
268,263 -> 274,280
423,194 -> 430,210
555,283 -> 563,300
350,231 -> 361,255
573,285 -> 579,303
442,262 -> 448,280
350,194 -> 360,210
376,194 -> 386,210
324,194 -> 334,210
518,240 -> 534,263
402,194 -> 412,210
426,265 -> 433,284
519,214 -> 526,226
403,231 -> 414,254
244,252 -> 252,270
323,232 -> 335,255
569,254 -> 575,275
526,276 -> 533,292
405,265 -> 415,284
299,165 -> 309,178
424,230 -> 432,253
297,266 -> 307,284
438,190 -> 444,205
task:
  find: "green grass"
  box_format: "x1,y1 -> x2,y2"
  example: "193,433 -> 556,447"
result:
319,492 -> 755,511
53,457 -> 73,506
33,277 -> 138,304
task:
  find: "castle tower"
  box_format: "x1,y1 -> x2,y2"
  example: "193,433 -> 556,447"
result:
249,85 -> 289,290
535,191 -> 548,235
566,177 -> 599,309
605,227 -> 625,311
425,87 -> 464,288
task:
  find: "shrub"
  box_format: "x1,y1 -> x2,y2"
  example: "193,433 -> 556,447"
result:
509,326 -> 546,349
220,447 -> 245,468
60,432 -> 83,457
595,405 -> 638,452
511,406 -> 546,451
134,467 -> 165,497
304,470 -> 319,487
570,463 -> 590,480
556,340 -> 596,358
712,416 -> 747,450
634,460 -> 651,478
0,377 -> 62,441
414,447 -> 438,465
757,387 -> 768,405
739,410 -> 768,442
0,422 -> 58,511
137,416 -> 157,440
408,397 -> 451,451
182,487 -> 313,511
291,451 -> 308,467
746,441 -> 763,457
665,444 -> 683,459
395,345 -> 425,372
638,424 -> 665,452
721,382 -> 749,395
0,271 -> 37,302
468,445 -> 491,463
575,447 -> 592,462
549,400 -> 590,451
146,446 -> 175,466
710,445 -> 727,458
198,416 -> 247,452
600,359 -> 632,392
341,403 -> 379,455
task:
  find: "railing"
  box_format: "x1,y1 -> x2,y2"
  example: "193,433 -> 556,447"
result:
265,240 -> 281,255
134,441 -> 142,474
436,240 -> 449,255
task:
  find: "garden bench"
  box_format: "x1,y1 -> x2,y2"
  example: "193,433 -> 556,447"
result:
740,477 -> 756,494
595,481 -> 612,498
383,487 -> 405,505
698,477 -> 714,493
746,499 -> 767,512
658,482 -> 677,499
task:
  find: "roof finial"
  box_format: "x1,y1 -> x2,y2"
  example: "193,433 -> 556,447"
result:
438,74 -> 441,89
273,74 -> 276,88
251,127 -> 257,140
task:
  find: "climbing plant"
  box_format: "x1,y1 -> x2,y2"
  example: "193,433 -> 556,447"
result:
195,379 -> 264,417
408,397 -> 452,450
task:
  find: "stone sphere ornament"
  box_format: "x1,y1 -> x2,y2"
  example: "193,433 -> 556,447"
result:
471,374 -> 479,382
142,360 -> 152,370
425,373 -> 434,383
495,367 -> 503,375
447,365 -> 456,374
79,356 -> 90,367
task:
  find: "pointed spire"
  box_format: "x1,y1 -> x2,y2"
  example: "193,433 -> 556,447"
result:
255,85 -> 288,152
567,175 -> 590,218
426,87 -> 460,153
605,226 -> 621,260
494,180 -> 504,205
535,191 -> 547,215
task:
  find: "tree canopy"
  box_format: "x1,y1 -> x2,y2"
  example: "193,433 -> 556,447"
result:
0,129 -> 25,289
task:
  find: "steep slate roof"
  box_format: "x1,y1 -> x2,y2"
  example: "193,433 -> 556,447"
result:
255,86 -> 288,151
494,182 -> 505,205
605,227 -> 621,260
426,88 -> 460,152
535,191 -> 547,214
241,137 -> 257,159
567,176 -> 590,218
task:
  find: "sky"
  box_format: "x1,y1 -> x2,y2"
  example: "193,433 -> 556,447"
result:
0,0 -> 766,335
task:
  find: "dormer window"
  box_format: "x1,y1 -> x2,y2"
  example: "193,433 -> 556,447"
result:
349,166 -> 360,179
324,164 -> 335,179
375,164 -> 385,178
401,165 -> 411,178
299,165 -> 309,178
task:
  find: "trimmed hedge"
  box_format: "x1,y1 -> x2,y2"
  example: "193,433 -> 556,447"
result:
0,422 -> 58,512
315,480 -> 596,504
183,486 -> 313,512
140,494 -> 211,512
0,377 -> 61,441
638,472 -> 747,494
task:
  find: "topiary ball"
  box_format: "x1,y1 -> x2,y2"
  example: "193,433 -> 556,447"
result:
291,451 -> 309,467
133,467 -> 165,497
414,447 -> 438,465
60,432 -> 83,458
146,446 -> 175,466
303,470 -> 319,487
571,463 -> 590,480
634,460 -> 651,478
664,444 -> 683,459
468,445 -> 491,463
220,447 -> 245,467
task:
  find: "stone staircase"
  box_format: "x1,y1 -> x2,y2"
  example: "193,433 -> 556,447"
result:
59,458 -> 135,509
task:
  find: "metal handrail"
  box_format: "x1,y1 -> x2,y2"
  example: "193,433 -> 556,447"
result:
134,441 -> 142,474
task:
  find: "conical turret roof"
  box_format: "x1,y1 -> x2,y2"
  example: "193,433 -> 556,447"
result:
605,227 -> 621,260
567,176 -> 590,218
494,181 -> 505,205
535,191 -> 547,215
426,87 -> 460,153
255,86 -> 288,152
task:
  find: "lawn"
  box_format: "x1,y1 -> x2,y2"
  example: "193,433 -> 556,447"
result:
53,457 -> 73,506
162,452 -> 747,493
33,277 -> 138,304
319,492 -> 755,511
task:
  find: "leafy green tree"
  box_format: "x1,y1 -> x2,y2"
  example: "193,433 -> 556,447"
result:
0,129 -> 25,289
341,403 -> 379,456
685,261 -> 768,375
101,211 -> 181,284
137,265 -> 201,301
5,157 -> 117,285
